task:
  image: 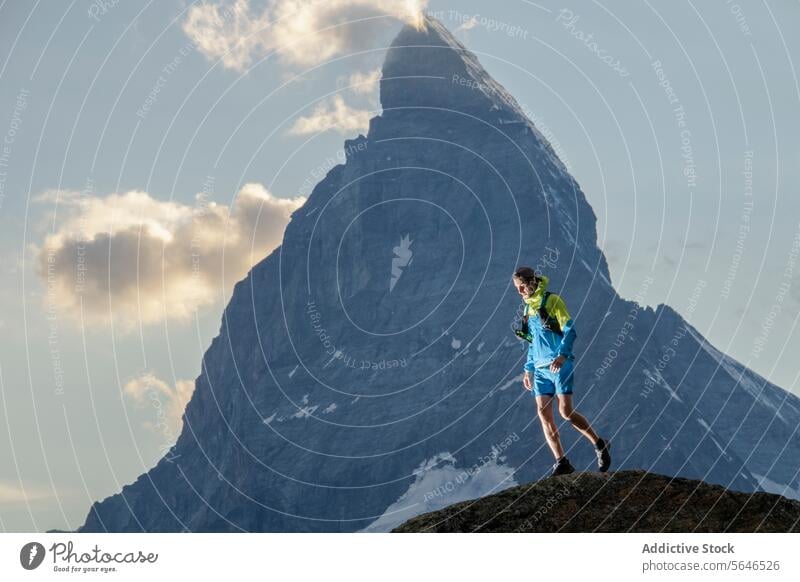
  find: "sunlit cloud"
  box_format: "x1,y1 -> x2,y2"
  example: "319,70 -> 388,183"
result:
123,373 -> 195,439
33,183 -> 305,329
182,0 -> 429,72
456,16 -> 478,32
289,94 -> 373,135
0,480 -> 58,504
289,68 -> 380,136
346,67 -> 381,96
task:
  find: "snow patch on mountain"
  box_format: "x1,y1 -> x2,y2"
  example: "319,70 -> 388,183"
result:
359,452 -> 517,532
752,473 -> 800,501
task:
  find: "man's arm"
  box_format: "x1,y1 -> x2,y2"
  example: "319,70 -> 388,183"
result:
523,304 -> 536,372
524,350 -> 536,373
549,294 -> 576,358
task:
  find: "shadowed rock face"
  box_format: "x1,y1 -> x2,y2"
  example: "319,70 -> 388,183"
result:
78,16 -> 800,533
392,470 -> 800,533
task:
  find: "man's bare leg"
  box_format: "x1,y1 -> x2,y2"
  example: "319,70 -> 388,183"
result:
536,395 -> 565,460
557,394 -> 599,445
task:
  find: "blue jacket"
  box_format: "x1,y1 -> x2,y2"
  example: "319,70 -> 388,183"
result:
521,275 -> 577,372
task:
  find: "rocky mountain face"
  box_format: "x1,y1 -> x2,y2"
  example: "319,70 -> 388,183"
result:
392,470 -> 800,532
79,17 -> 800,532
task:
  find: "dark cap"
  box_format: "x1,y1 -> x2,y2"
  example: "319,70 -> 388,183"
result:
512,266 -> 539,285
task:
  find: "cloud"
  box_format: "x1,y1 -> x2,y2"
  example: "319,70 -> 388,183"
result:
456,16 -> 478,32
183,0 -> 269,72
33,183 -> 305,329
289,94 -> 373,135
123,373 -> 195,441
182,0 -> 428,72
0,480 -> 57,504
183,2 -> 395,136
346,67 -> 381,96
288,68 -> 380,136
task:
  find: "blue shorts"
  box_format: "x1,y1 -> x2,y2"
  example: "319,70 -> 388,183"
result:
532,358 -> 575,396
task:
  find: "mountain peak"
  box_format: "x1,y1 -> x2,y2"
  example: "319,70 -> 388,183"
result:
392,13 -> 463,49
380,14 -> 526,119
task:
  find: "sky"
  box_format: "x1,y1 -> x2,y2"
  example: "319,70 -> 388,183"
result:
0,0 -> 799,532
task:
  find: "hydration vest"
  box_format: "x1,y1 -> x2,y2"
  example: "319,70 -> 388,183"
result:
515,290 -> 563,342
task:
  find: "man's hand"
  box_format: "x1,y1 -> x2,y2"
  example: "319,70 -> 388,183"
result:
550,354 -> 566,372
523,371 -> 532,391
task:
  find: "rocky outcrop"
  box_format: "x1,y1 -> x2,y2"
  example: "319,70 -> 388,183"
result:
393,470 -> 800,532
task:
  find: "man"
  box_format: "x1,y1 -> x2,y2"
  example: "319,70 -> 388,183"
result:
512,266 -> 611,476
